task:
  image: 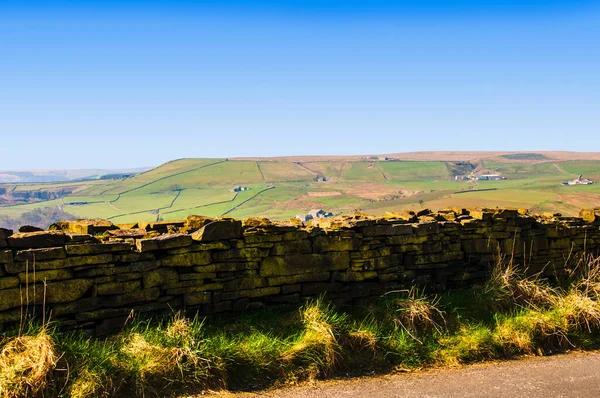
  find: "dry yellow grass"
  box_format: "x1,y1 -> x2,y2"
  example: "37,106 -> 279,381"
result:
0,328 -> 57,398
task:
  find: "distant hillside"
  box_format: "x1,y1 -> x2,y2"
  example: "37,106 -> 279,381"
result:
0,167 -> 151,183
0,152 -> 599,228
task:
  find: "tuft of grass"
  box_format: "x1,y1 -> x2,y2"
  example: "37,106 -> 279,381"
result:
373,288 -> 446,343
483,257 -> 557,310
282,298 -> 347,380
435,324 -> 497,366
0,327 -> 57,398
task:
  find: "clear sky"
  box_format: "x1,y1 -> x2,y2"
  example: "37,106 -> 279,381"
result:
1,1 -> 599,169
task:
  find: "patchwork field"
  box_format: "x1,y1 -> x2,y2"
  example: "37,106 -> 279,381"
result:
1,152 -> 599,226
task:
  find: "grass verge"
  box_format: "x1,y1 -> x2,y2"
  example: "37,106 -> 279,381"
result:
3,256 -> 600,397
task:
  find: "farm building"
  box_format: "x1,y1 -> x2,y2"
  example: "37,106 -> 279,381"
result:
295,209 -> 334,222
478,174 -> 505,181
229,186 -> 249,192
562,175 -> 594,186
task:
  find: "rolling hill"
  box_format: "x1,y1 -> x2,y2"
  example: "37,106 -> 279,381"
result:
1,152 -> 599,228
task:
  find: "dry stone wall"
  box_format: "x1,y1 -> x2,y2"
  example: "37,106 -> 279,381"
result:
1,208 -> 600,334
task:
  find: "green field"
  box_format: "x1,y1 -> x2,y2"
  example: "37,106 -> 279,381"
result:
1,155 -> 600,226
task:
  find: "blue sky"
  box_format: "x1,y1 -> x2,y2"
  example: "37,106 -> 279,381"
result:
1,1 -> 599,169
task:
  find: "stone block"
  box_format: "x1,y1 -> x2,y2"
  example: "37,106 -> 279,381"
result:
244,233 -> 283,244
7,231 -> 65,249
50,219 -> 117,235
260,252 -> 349,277
15,247 -> 66,262
335,271 -> 378,282
136,233 -> 192,252
161,252 -> 210,267
104,287 -> 161,307
415,222 -> 440,236
313,236 -> 359,252
301,282 -> 348,295
0,228 -> 13,248
0,279 -> 94,310
97,280 -> 141,295
0,277 -> 20,290
362,224 -> 413,237
17,269 -> 73,283
267,272 -> 331,286
272,240 -> 312,255
143,268 -> 179,288
184,215 -> 215,232
220,286 -> 280,300
191,219 -> 242,242
212,247 -> 270,262
0,250 -> 12,264
462,239 -> 498,254
6,253 -> 114,273
184,291 -> 212,305
65,233 -> 96,244
223,276 -> 267,291
165,283 -> 223,296
65,242 -> 132,255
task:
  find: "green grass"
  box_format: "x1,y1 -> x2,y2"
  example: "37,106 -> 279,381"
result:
379,161 -> 450,180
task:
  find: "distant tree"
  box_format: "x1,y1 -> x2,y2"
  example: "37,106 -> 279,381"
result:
419,199 -> 425,208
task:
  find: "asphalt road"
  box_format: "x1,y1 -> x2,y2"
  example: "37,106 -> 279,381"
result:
232,351 -> 600,398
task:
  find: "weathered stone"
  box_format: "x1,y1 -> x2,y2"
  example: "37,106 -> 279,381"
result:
18,225 -> 44,233
267,272 -> 331,286
46,279 -> 94,303
6,253 -> 114,273
580,208 -> 600,223
65,242 -> 132,255
220,286 -> 280,300
17,269 -> 73,283
107,228 -> 147,239
191,219 -> 242,242
74,260 -> 160,277
136,233 -> 192,252
462,239 -> 497,254
76,308 -> 131,321
313,236 -> 359,252
0,228 -> 13,248
50,219 -> 117,235
180,272 -> 217,281
211,248 -> 269,262
301,282 -> 348,295
0,277 -> 19,290
7,231 -> 65,249
184,215 -> 215,232
414,222 -> 440,236
335,271 -> 378,282
244,233 -> 284,244
0,250 -> 12,264
260,252 -> 349,277
223,276 -> 267,291
15,247 -> 66,262
143,268 -> 179,288
65,233 -> 96,243
97,280 -> 141,295
362,224 -> 413,237
272,240 -> 312,256
184,291 -> 212,305
165,284 -> 223,295
162,252 -> 210,267
140,220 -> 186,234
167,241 -> 230,254
104,288 -> 161,307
